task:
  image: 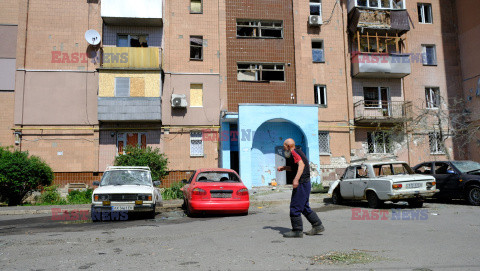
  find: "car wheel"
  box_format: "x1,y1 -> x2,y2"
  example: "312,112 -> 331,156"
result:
148,209 -> 156,219
186,202 -> 196,217
408,199 -> 424,208
366,191 -> 383,209
332,188 -> 343,205
466,185 -> 480,206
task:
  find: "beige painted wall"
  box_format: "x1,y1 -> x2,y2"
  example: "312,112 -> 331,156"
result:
0,91 -> 15,147
162,73 -> 220,126
14,71 -> 98,125
99,71 -> 161,97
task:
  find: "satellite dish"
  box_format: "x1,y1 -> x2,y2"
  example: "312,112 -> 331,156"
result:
85,29 -> 101,46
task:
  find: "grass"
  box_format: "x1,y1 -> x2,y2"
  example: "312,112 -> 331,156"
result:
310,250 -> 387,265
21,186 -> 93,206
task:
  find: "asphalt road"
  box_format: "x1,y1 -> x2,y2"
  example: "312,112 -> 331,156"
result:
1,199 -> 479,270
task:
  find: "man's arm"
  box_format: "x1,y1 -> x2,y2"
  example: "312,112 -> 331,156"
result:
292,160 -> 305,189
277,166 -> 292,172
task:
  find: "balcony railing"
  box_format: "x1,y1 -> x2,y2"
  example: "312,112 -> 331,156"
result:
100,47 -> 161,69
352,52 -> 411,78
354,100 -> 412,123
101,0 -> 163,26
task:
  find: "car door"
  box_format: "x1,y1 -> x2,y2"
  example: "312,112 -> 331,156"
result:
340,166 -> 355,199
353,165 -> 369,199
433,162 -> 459,194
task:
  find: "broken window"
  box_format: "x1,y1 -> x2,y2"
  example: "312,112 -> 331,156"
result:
357,0 -> 367,7
190,0 -> 202,14
422,45 -> 436,65
117,34 -> 148,47
392,0 -> 404,9
312,40 -> 325,62
425,87 -> 440,109
369,0 -> 379,8
429,132 -> 444,154
237,20 -> 283,38
310,0 -> 322,16
355,32 -> 405,53
314,85 -> 327,106
190,36 -> 203,60
237,63 -> 285,82
367,131 -> 392,154
380,0 -> 390,8
418,3 -> 433,24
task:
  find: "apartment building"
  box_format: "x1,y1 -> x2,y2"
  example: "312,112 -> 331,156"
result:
1,0 -> 475,189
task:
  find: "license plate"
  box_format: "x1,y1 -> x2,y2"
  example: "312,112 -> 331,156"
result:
112,206 -> 134,211
211,193 -> 232,198
406,183 -> 422,189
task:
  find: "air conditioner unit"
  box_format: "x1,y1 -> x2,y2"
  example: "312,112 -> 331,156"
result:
308,15 -> 323,26
171,94 -> 187,108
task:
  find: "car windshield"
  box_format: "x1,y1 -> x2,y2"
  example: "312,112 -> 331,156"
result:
100,170 -> 152,186
373,163 -> 414,176
451,161 -> 480,174
196,172 -> 240,183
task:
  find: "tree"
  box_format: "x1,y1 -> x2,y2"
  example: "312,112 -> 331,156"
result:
114,145 -> 169,181
0,147 -> 54,206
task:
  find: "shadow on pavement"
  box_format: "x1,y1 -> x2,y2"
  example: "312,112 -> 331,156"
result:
263,226 -> 290,235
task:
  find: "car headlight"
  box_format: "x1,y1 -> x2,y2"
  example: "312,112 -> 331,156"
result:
94,194 -> 109,201
137,194 -> 152,201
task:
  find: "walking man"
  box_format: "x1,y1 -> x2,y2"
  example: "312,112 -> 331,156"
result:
277,138 -> 324,238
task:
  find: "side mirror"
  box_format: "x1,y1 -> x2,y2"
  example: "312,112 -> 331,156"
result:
153,181 -> 161,186
181,179 -> 188,184
93,181 -> 100,186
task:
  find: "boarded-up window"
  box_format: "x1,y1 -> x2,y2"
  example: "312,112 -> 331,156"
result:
190,84 -> 203,107
190,0 -> 202,13
130,78 -> 145,97
115,77 -> 130,97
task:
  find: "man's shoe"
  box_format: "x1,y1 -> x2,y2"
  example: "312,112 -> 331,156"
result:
283,230 -> 303,238
305,224 -> 325,236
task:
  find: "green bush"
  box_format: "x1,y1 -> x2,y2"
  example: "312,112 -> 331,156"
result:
161,182 -> 184,200
67,189 -> 93,204
114,145 -> 169,181
0,147 -> 54,206
39,185 -> 66,205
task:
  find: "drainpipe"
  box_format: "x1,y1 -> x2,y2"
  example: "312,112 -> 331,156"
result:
340,1 -> 353,162
20,0 -> 31,152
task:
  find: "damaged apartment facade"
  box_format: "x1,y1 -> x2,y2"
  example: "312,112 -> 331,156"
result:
0,0 -> 476,189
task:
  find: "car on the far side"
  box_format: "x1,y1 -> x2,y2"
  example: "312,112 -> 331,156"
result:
181,168 -> 250,217
413,160 -> 480,205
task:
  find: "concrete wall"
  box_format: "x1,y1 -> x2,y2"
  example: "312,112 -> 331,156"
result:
14,71 -> 98,125
0,91 -> 15,147
238,105 -> 320,189
162,73 -> 220,126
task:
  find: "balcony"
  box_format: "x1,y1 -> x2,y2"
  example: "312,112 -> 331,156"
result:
354,100 -> 412,124
101,0 -> 163,26
347,1 -> 410,34
98,97 -> 161,122
352,52 -> 411,78
100,47 -> 161,70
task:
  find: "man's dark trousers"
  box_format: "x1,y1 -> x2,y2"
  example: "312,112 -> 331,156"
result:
290,181 -> 313,218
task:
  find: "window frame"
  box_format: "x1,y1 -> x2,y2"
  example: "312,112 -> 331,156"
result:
363,87 -> 389,109
318,131 -> 331,155
312,39 -> 325,63
190,0 -> 203,14
367,131 -> 392,154
422,44 -> 437,66
310,0 -> 322,16
356,0 -> 405,9
116,132 -> 147,155
116,34 -> 149,48
190,131 -> 204,157
425,87 -> 440,109
236,20 -> 284,39
428,132 -> 445,154
114,77 -> 130,97
237,63 -> 285,82
418,3 -> 433,24
190,35 -> 203,61
314,85 -> 327,107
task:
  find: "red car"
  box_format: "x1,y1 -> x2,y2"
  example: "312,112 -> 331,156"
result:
181,168 -> 250,216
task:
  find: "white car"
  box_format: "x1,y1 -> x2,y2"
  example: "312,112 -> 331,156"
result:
91,166 -> 162,221
328,161 -> 439,208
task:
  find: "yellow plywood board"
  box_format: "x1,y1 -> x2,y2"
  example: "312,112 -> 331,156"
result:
102,47 -> 160,69
99,71 -> 160,97
190,84 -> 203,107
